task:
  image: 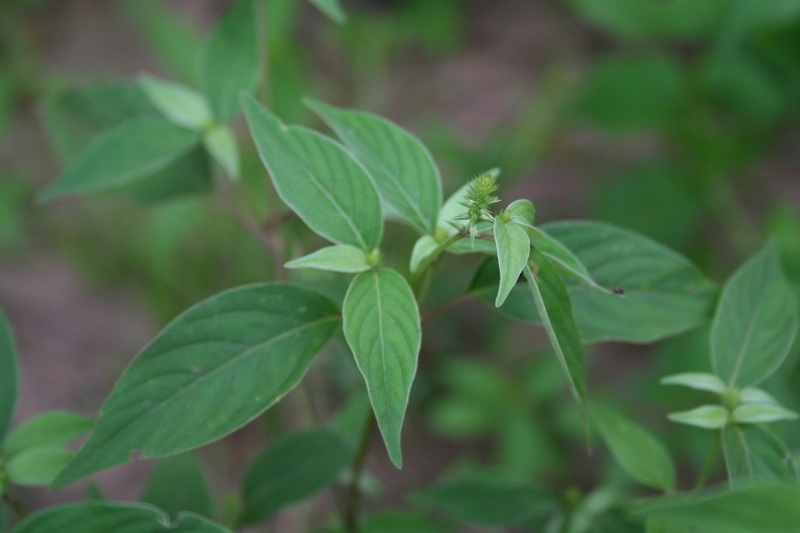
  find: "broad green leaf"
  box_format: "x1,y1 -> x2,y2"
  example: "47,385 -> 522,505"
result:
343,268 -> 420,468
711,240 -> 799,388
138,75 -> 212,131
732,404 -> 799,424
667,405 -> 728,429
198,0 -> 259,122
437,184 -> 469,237
307,0 -> 347,23
11,502 -> 231,533
494,217 -> 530,307
410,235 -> 439,274
39,118 -> 200,201
305,98 -> 441,234
722,425 -> 799,486
3,411 -> 93,456
53,284 -> 339,489
505,199 -> 535,225
202,124 -> 239,179
141,453 -> 214,519
285,245 -> 371,273
524,248 -> 586,404
739,387 -> 780,405
536,230 -> 613,295
541,221 -> 718,343
239,429 -> 351,526
590,404 -> 676,492
5,446 -> 73,486
638,484 -> 800,533
359,511 -> 452,533
123,0 -> 203,85
0,306 -> 18,438
43,82 -> 160,160
243,96 -> 383,250
660,373 -> 727,394
412,477 -> 553,528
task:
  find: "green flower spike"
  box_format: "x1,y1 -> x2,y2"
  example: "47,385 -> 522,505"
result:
454,168 -> 501,247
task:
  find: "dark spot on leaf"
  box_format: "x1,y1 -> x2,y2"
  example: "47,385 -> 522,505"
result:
612,287 -> 625,295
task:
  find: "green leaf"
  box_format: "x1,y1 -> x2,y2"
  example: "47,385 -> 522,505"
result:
524,248 -> 586,404
239,429 -> 351,526
5,446 -> 73,486
0,305 -> 18,439
638,484 -> 800,533
343,268 -> 421,468
667,405 -> 728,429
494,217 -> 530,307
590,404 -> 676,492
732,404 -> 799,424
202,124 -> 239,179
138,75 -> 212,131
536,230 -> 613,295
3,411 -> 93,457
660,373 -> 727,394
52,284 -> 339,489
307,0 -> 347,23
410,235 -> 439,274
141,453 -> 214,519
11,502 -> 232,533
541,221 -> 718,343
412,477 -> 553,528
711,240 -> 799,388
285,245 -> 371,273
39,118 -> 200,201
722,425 -> 799,486
243,96 -> 383,250
305,98 -> 442,234
739,387 -> 780,405
198,0 -> 260,122
505,199 -> 535,225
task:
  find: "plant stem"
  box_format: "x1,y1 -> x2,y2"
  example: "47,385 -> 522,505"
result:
421,293 -> 476,323
695,431 -> 722,492
344,416 -> 375,533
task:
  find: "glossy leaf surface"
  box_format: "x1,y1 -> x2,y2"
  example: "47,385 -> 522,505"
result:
39,118 -> 199,201
711,240 -> 799,388
343,268 -> 420,468
667,405 -> 728,429
306,98 -> 441,234
6,446 -> 73,486
660,373 -> 727,394
240,429 -> 351,525
307,0 -> 347,23
138,75 -> 212,130
202,125 -> 239,179
198,0 -> 259,122
243,96 -> 383,250
54,284 -> 339,488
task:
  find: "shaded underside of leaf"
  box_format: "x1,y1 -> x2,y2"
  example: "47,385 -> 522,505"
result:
240,429 -> 352,525
493,217 -> 530,307
343,268 -> 421,468
53,284 -> 339,488
242,96 -> 383,250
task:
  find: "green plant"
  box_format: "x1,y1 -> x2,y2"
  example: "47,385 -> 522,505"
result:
1,1 -> 800,533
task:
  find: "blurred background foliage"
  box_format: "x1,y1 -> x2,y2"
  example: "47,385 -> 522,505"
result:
1,0 -> 800,530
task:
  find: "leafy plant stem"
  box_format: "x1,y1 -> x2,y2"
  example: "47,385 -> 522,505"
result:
344,415 -> 375,533
415,266 -> 434,306
695,431 -> 722,492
